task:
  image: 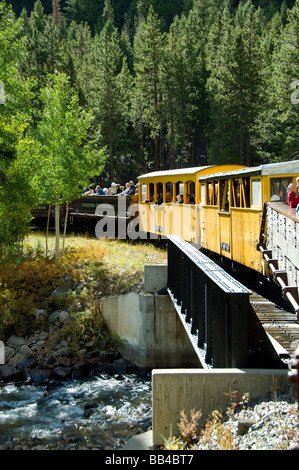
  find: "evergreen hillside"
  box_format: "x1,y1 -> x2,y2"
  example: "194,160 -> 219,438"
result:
0,0 -> 298,250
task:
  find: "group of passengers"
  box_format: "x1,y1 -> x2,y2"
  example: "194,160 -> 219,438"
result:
287,177 -> 299,208
82,181 -> 137,197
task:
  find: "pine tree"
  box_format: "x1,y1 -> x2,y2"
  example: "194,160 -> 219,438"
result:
206,1 -> 268,165
86,21 -> 133,182
270,0 -> 299,160
52,0 -> 61,25
133,5 -> 165,170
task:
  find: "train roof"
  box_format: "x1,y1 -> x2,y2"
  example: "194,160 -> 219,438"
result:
138,164 -> 245,180
197,160 -> 299,181
138,166 -> 212,179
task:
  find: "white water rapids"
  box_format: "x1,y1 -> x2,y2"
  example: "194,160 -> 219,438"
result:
0,374 -> 152,450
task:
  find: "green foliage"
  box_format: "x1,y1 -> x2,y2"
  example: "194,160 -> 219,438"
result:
0,1 -> 37,253
0,0 -> 297,247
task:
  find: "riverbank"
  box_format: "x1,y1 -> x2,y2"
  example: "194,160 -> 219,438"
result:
0,235 -> 167,384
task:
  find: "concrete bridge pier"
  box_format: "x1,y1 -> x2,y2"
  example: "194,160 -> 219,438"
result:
99,264 -> 201,369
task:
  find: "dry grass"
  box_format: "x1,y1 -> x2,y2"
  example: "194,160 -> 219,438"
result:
24,232 -> 167,295
0,232 -> 167,341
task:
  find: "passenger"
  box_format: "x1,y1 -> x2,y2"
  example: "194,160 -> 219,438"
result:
94,185 -> 106,195
83,185 -> 94,195
108,182 -> 117,195
116,184 -> 122,194
126,181 -> 136,195
118,183 -> 130,195
176,194 -> 183,204
144,196 -> 154,203
156,195 -> 163,205
296,177 -> 299,196
287,183 -> 299,208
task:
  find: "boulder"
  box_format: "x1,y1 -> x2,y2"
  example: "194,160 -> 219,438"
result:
53,367 -> 72,379
29,369 -> 52,384
49,310 -> 70,324
6,335 -> 26,350
8,345 -> 34,368
51,279 -> 74,298
0,365 -> 19,380
4,346 -> 15,362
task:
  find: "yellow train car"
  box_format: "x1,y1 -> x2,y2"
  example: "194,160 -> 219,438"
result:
198,160 -> 299,274
137,164 -> 245,243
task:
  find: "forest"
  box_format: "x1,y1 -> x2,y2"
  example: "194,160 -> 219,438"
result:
0,0 -> 298,249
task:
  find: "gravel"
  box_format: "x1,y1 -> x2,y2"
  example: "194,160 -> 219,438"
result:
194,386 -> 299,450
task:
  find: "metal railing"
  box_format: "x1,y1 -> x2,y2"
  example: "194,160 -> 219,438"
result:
167,235 -> 252,368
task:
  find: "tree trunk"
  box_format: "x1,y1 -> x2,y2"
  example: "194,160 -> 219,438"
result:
55,201 -> 60,261
62,202 -> 69,257
155,133 -> 159,170
46,203 -> 51,258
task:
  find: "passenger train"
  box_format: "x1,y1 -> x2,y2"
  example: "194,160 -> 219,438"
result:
137,160 -> 299,278
32,160 -> 299,282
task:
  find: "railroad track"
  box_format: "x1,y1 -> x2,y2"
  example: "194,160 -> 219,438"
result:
250,291 -> 299,360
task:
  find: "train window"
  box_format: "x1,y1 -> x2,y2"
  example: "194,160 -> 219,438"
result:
270,177 -> 292,203
251,179 -> 262,207
243,178 -> 250,208
232,178 -> 250,208
207,182 -> 218,205
166,181 -> 173,203
157,182 -> 163,203
175,182 -> 184,201
200,184 -> 206,205
188,181 -> 195,201
220,180 -> 229,211
232,179 -> 241,207
149,183 -> 154,199
141,184 -> 147,202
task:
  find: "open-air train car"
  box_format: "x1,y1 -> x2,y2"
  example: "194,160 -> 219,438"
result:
137,164 -> 245,245
137,160 -> 299,278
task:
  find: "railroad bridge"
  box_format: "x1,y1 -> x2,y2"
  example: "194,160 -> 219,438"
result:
166,200 -> 299,370
149,203 -> 299,446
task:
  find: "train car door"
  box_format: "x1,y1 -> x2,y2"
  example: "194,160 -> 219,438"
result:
219,179 -> 232,259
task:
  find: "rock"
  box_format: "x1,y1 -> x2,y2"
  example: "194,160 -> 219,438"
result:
30,341 -> 45,351
83,403 -> 98,419
29,369 -> 52,384
46,380 -> 64,392
76,349 -> 87,361
54,341 -> 68,349
0,365 -> 19,380
6,335 -> 26,349
52,347 -> 70,358
44,354 -> 55,366
53,367 -> 72,379
4,346 -> 15,362
112,358 -> 137,375
49,310 -> 70,324
237,419 -> 257,436
51,280 -> 74,298
86,350 -> 100,359
8,345 -> 34,368
33,309 -> 48,320
17,357 -> 38,372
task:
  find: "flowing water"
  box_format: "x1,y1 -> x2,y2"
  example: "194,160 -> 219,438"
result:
0,374 -> 152,450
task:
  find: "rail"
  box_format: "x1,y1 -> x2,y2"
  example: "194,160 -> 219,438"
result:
167,235 -> 252,368
257,202 -> 299,320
